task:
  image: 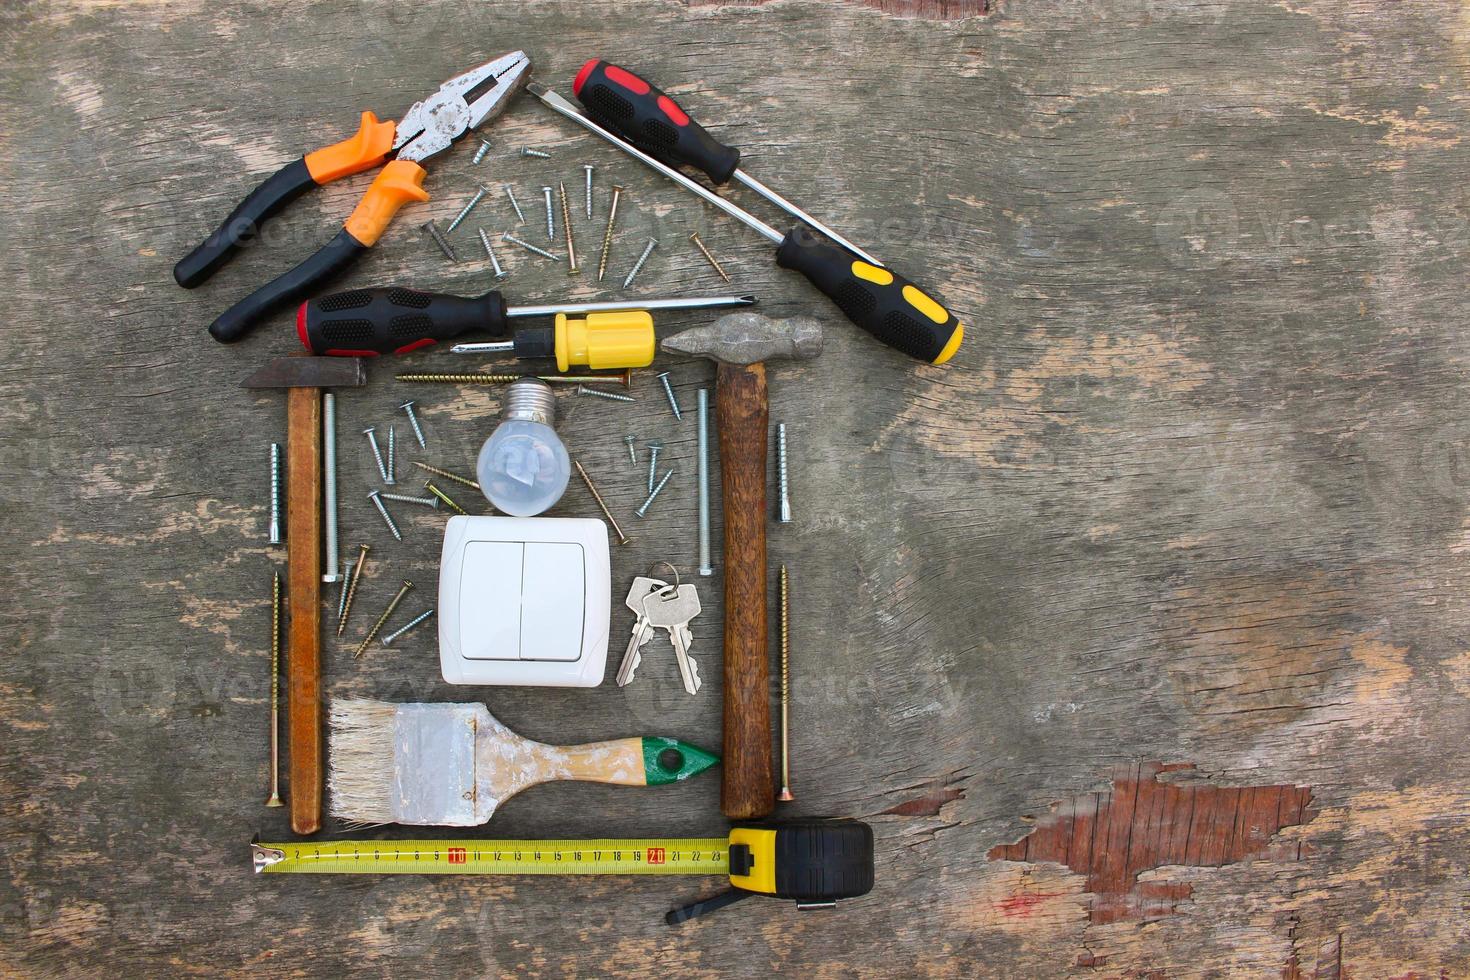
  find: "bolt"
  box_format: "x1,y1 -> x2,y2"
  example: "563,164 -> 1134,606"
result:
423,481 -> 470,515
400,401 -> 426,447
355,580 -> 413,658
385,424 -> 397,485
412,461 -> 480,490
503,184 -> 526,223
473,139 -> 492,164
447,185 -> 488,233
623,237 -> 658,289
689,231 -> 732,283
777,422 -> 792,523
558,182 -> 579,274
268,443 -> 283,545
583,164 -> 595,220
477,229 -> 507,279
635,469 -> 675,517
266,571 -> 283,807
646,440 -> 663,494
337,544 -> 370,636
697,389 -> 712,576
656,371 -> 682,421
380,492 -> 440,509
367,490 -> 402,541
573,459 -> 630,546
363,427 -> 389,483
503,233 -> 558,261
521,146 -> 551,158
597,186 -> 623,282
382,608 -> 436,647
778,563 -> 793,801
422,220 -> 458,262
578,384 -> 636,403
625,434 -> 637,466
541,186 -> 555,240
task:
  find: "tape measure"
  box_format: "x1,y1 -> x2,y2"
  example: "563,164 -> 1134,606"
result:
253,820 -> 874,923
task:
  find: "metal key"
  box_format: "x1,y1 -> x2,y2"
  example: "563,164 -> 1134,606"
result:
643,583 -> 702,695
616,576 -> 667,687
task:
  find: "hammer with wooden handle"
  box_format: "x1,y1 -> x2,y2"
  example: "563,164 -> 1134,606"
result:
663,313 -> 822,819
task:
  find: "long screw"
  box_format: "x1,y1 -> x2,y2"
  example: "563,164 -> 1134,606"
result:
322,394 -> 339,582
689,232 -> 731,282
447,185 -> 488,233
635,469 -> 674,517
623,237 -> 658,289
477,229 -> 507,279
412,461 -> 480,490
424,481 -> 469,515
597,186 -> 623,282
385,424 -> 397,486
777,423 -> 792,523
367,490 -> 402,541
656,372 -> 682,420
558,182 -> 579,274
363,427 -> 389,483
422,220 -> 458,261
583,164 -> 595,219
382,608 -> 436,647
778,563 -> 794,801
573,459 -> 630,546
381,492 -> 440,509
521,146 -> 551,158
504,233 -> 558,261
355,581 -> 413,658
541,186 -> 555,240
336,556 -> 350,622
697,389 -> 712,576
398,370 -> 633,389
473,139 -> 492,164
504,184 -> 526,223
268,443 -> 283,545
646,440 -> 663,493
579,384 -> 636,403
625,434 -> 637,466
266,571 -> 283,807
400,401 -> 426,447
337,544 -> 370,636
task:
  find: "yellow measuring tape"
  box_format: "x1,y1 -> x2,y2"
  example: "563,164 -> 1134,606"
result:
253,838 -> 729,876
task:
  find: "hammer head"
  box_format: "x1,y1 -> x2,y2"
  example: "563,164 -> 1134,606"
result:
661,312 -> 823,366
242,357 -> 368,389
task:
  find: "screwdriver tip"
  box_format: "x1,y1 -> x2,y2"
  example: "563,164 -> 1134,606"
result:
527,81 -> 550,96
738,295 -> 757,305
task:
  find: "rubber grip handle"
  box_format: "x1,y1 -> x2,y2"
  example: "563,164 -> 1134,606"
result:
174,158 -> 316,288
208,228 -> 369,343
299,288 -> 509,355
776,226 -> 964,364
573,59 -> 741,185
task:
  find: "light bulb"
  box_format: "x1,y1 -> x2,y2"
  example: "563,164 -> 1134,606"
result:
476,379 -> 570,516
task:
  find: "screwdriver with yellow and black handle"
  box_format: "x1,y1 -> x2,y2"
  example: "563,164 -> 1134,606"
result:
529,83 -> 964,365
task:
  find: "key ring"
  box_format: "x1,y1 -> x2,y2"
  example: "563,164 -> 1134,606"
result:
649,561 -> 680,592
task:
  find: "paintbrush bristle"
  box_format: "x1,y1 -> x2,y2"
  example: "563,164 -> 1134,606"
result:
327,699 -> 400,826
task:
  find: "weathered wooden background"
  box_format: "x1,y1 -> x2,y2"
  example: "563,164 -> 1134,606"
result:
4,0 -> 1469,975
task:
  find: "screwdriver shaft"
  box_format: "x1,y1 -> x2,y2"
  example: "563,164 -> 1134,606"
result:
506,295 -> 754,319
732,168 -> 881,267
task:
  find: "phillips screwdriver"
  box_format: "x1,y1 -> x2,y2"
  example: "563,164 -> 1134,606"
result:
572,60 -> 880,267
297,289 -> 754,357
528,83 -> 964,365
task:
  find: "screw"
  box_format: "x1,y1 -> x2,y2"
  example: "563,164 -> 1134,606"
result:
689,231 -> 731,282
623,238 -> 658,289
386,424 -> 397,486
355,580 -> 413,658
625,434 -> 637,466
697,389 -> 712,576
473,139 -> 492,164
521,146 -> 551,158
322,393 -> 339,582
380,492 -> 440,509
336,557 -> 350,622
540,186 -> 555,240
635,469 -> 674,517
400,401 -> 426,447
503,184 -> 526,223
578,384 -> 636,403
777,422 -> 792,523
503,233 -> 558,261
477,229 -> 507,279
573,459 -> 630,546
778,563 -> 794,801
382,607 -> 436,647
268,443 -> 283,545
367,490 -> 402,541
646,440 -> 663,494
422,220 -> 458,261
337,544 -> 370,636
656,372 -> 682,421
423,481 -> 470,515
412,461 -> 480,490
583,164 -> 595,219
363,427 -> 388,482
397,369 -> 632,389
266,571 -> 283,807
447,185 -> 488,233
558,182 -> 579,274
597,186 -> 623,282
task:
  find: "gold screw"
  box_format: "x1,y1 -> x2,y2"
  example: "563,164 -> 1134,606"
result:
424,481 -> 470,516
266,571 -> 283,808
597,186 -> 623,282
336,544 -> 370,638
778,563 -> 794,802
355,581 -> 413,659
573,459 -> 630,546
412,461 -> 480,491
559,182 -> 579,274
688,232 -> 731,282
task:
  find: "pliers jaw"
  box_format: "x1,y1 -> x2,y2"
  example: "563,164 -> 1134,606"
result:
394,51 -> 532,163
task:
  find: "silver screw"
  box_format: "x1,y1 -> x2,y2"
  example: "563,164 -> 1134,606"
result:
422,221 -> 458,261
478,228 -> 507,278
578,384 -> 636,403
503,184 -> 526,223
623,238 -> 658,289
646,440 -> 663,493
558,182 -> 579,274
521,146 -> 551,158
385,424 -> 397,485
541,186 -> 555,240
656,372 -> 682,420
635,469 -> 674,517
400,401 -> 426,447
322,393 -> 339,582
382,607 -> 436,647
367,490 -> 402,541
503,233 -> 558,261
268,443 -> 283,545
625,434 -> 637,466
336,558 -> 350,622
473,139 -> 492,164
583,164 -> 595,219
380,492 -> 440,509
363,427 -> 389,482
777,422 -> 792,523
697,389 -> 712,576
447,185 -> 489,233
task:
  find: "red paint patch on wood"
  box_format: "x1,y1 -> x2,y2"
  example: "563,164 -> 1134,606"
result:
988,762 -> 1314,923
993,890 -> 1064,917
882,786 -> 964,816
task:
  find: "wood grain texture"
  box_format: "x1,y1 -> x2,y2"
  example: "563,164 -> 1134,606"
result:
285,386 -> 323,835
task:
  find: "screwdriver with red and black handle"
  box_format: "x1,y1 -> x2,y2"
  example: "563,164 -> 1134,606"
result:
297,287 -> 754,356
572,60 -> 880,267
529,83 -> 964,365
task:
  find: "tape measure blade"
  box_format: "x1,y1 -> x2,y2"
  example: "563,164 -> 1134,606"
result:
254,839 -> 729,876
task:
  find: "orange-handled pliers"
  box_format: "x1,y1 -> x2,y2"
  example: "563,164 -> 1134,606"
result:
174,51 -> 531,343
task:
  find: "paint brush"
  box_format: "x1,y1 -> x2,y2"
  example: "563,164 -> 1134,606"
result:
328,699 -> 719,826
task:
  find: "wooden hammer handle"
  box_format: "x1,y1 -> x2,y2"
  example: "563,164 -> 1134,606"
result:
716,361 -> 774,819
286,386 -> 323,834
